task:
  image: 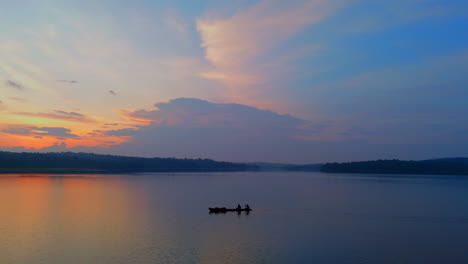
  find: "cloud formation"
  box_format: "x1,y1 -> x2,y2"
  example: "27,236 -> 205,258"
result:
2,96 -> 467,163
8,97 -> 28,103
2,125 -> 78,138
164,9 -> 189,39
14,110 -> 97,123
196,0 -> 345,104
0,1 -> 466,162
57,80 -> 78,83
104,98 -> 325,162
5,80 -> 24,90
109,90 -> 116,95
101,98 -> 429,163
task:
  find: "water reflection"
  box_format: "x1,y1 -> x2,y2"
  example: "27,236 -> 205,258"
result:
0,175 -> 151,263
0,172 -> 467,264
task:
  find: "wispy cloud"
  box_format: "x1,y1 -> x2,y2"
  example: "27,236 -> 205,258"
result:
196,0 -> 345,105
57,79 -> 78,83
1,125 -> 78,138
164,9 -> 189,39
14,110 -> 97,123
118,109 -> 157,125
8,97 -> 28,103
0,123 -> 131,151
5,80 -> 24,90
109,90 -> 116,95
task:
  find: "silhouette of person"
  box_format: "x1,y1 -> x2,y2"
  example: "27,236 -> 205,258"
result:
244,204 -> 250,210
236,204 -> 241,210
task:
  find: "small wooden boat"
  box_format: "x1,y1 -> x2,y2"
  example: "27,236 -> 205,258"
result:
209,207 -> 252,213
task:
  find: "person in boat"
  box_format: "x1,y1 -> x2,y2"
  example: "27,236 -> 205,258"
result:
244,204 -> 250,210
236,204 -> 241,210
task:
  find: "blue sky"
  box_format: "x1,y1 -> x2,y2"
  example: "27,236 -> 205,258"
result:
0,0 -> 467,163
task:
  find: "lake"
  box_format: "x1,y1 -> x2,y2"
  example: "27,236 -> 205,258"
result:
0,171 -> 467,264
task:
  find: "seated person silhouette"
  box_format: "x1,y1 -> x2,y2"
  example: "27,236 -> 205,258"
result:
236,204 -> 241,210
244,204 -> 250,210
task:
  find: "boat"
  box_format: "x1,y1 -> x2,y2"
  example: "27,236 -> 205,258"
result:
209,207 -> 252,213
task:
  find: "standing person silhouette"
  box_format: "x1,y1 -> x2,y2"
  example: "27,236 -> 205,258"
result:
236,204 -> 242,210
244,204 -> 250,210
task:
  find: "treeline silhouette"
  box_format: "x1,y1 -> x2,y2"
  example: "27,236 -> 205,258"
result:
320,158 -> 468,175
0,151 -> 257,173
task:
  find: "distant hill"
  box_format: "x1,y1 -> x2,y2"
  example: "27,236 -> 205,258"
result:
320,158 -> 468,176
425,157 -> 468,164
248,162 -> 324,171
0,151 -> 257,173
3,151 -> 466,175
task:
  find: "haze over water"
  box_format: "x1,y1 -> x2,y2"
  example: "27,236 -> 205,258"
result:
0,172 -> 466,264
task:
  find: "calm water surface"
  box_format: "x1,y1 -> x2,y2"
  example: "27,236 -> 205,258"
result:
0,172 -> 467,264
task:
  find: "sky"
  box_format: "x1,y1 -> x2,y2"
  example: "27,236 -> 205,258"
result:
0,0 -> 467,163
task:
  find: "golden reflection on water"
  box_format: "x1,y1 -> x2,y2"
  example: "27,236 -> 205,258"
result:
0,175 -> 156,263
0,176 -> 51,263
0,174 -> 261,264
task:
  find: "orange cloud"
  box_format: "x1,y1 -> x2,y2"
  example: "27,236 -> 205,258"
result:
13,110 -> 98,123
117,109 -> 157,126
2,125 -> 78,137
0,131 -> 129,150
0,133 -> 62,149
0,122 -> 131,151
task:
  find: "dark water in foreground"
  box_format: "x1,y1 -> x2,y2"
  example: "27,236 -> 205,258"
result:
0,172 -> 467,264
